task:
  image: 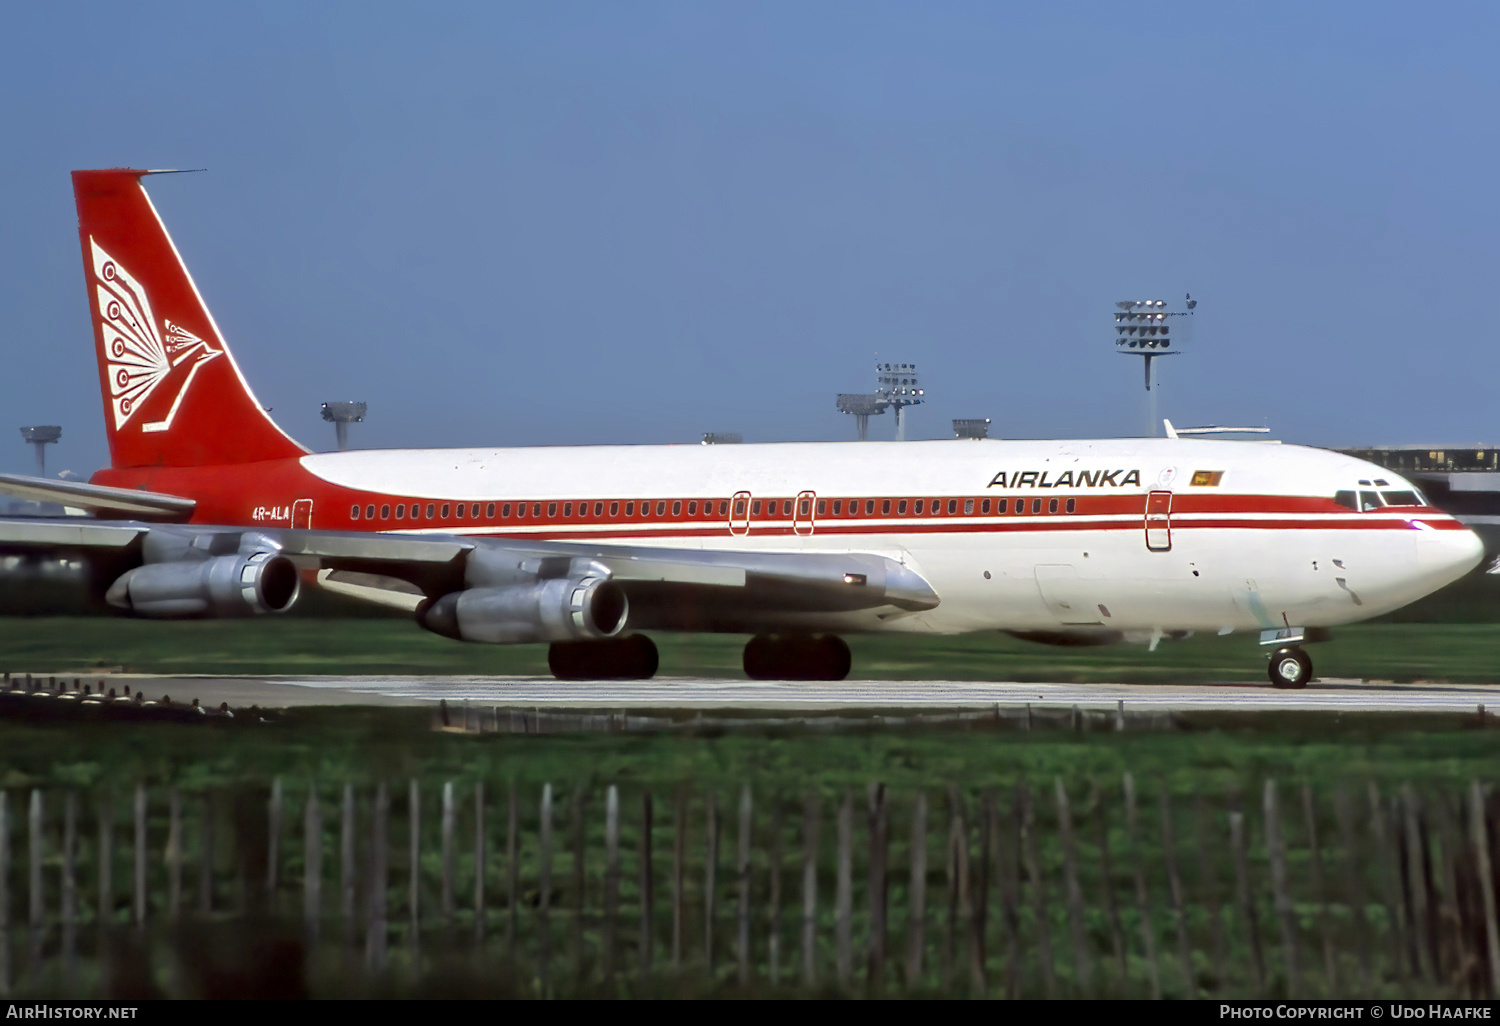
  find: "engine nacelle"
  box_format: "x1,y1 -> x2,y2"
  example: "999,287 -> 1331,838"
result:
105,552 -> 301,618
421,573 -> 628,644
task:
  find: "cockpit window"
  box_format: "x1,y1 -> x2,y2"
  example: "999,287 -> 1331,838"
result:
1381,490 -> 1421,507
1359,490 -> 1384,511
1334,490 -> 1357,510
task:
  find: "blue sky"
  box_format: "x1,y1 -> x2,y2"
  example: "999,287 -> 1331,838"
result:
2,1 -> 1497,477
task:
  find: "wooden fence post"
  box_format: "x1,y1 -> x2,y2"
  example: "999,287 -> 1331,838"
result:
441,780 -> 456,933
1431,794 -> 1467,989
367,781 -> 389,972
1020,781 -> 1057,997
1301,783 -> 1336,992
407,779 -> 421,952
801,792 -> 819,987
640,792 -> 654,983
836,792 -> 853,987
1159,787 -> 1195,998
907,790 -> 927,989
267,777 -> 283,902
1124,774 -> 1160,999
867,783 -> 888,992
61,790 -> 77,979
1470,781 -> 1500,996
604,785 -> 621,981
1401,785 -> 1434,981
96,795 -> 112,936
167,788 -> 182,919
539,783 -> 554,993
672,790 -> 686,968
506,785 -> 518,956
304,786 -> 321,942
29,791 -> 43,945
768,799 -> 783,985
1229,806 -> 1265,994
996,791 -> 1022,999
341,785 -> 356,949
705,793 -> 719,976
569,785 -> 586,980
474,781 -> 485,947
1368,783 -> 1408,984
132,784 -> 146,928
1055,778 -> 1091,995
200,792 -> 216,917
736,785 -> 752,986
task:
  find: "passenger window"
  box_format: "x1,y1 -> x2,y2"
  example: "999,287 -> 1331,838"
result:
800,500 -> 811,516
997,499 -> 1008,513
833,500 -> 843,515
350,505 -> 360,520
947,499 -> 958,515
882,499 -> 891,515
1381,490 -> 1420,506
591,502 -> 600,517
672,501 -> 682,516
1359,491 -> 1383,512
688,501 -> 697,515
752,501 -> 761,515
1048,498 -> 1058,514
964,499 -> 975,514
473,504 -> 482,518
531,503 -> 541,518
486,503 -> 495,518
546,503 -> 556,518
395,504 -> 405,519
626,502 -> 635,516
1334,491 -> 1356,510
441,504 -> 451,518
502,503 -> 512,518
562,503 -> 571,517
610,502 -> 619,517
733,500 -> 745,517
818,500 -> 827,515
428,504 -> 438,519
915,500 -> 924,515
1066,498 -> 1076,513
898,499 -> 908,514
365,505 -> 376,520
380,505 -> 390,518
865,500 -> 875,515
980,499 -> 990,514
657,501 -> 666,516
719,500 -> 729,516
1031,498 -> 1041,514
457,504 -> 466,519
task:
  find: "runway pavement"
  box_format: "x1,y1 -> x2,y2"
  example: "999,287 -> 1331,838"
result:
68,673 -> 1500,713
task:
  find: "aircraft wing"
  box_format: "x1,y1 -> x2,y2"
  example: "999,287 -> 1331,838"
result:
0,472 -> 195,519
0,519 -> 938,629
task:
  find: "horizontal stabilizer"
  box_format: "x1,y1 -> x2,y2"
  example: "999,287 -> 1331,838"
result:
0,472 -> 196,518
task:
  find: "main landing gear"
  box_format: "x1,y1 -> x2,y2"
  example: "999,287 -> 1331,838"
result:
743,634 -> 852,681
548,634 -> 659,680
1267,645 -> 1313,689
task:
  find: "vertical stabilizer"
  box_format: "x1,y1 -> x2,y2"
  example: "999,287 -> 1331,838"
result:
72,169 -> 307,468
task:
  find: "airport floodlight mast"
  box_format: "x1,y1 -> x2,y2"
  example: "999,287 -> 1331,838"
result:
320,401 -> 367,452
952,418 -> 991,440
701,432 -> 742,445
1115,295 -> 1195,436
835,394 -> 887,441
19,426 -> 61,476
876,363 -> 924,441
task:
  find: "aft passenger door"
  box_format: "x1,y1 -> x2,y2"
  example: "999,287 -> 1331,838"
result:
730,491 -> 751,537
292,498 -> 314,530
1144,490 -> 1172,551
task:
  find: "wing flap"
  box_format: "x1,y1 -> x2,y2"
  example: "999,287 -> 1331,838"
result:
0,472 -> 195,518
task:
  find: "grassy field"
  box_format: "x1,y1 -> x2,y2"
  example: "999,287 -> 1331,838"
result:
1,614 -> 1498,683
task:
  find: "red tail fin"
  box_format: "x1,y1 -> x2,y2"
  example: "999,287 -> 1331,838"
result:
72,169 -> 306,468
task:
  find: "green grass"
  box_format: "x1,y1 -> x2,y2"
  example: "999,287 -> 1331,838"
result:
1,615 -> 1499,683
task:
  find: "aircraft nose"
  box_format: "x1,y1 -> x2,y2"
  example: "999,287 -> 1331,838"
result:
1416,524 -> 1485,586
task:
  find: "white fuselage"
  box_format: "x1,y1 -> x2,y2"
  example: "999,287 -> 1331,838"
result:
275,436 -> 1484,638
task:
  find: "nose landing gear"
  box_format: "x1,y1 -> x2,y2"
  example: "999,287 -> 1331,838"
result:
1267,645 -> 1313,689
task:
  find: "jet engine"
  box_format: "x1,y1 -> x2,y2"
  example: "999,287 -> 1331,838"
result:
105,550 -> 301,618
420,570 -> 628,645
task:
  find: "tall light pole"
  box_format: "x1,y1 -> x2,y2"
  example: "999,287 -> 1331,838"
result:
20,426 -> 61,477
320,402 -> 366,452
1114,295 -> 1195,435
876,363 -> 924,441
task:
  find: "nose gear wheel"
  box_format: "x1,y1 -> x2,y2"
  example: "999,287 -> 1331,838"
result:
1267,645 -> 1312,689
